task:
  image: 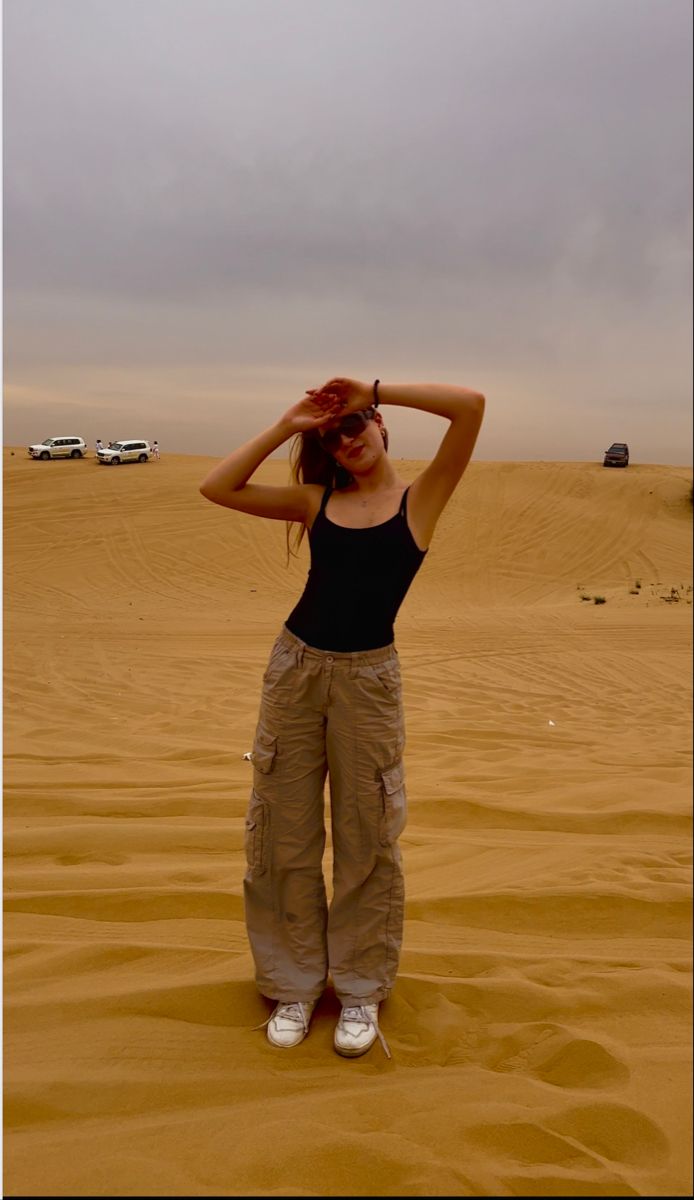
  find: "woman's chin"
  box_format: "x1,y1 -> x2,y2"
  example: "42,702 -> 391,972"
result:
341,449 -> 376,473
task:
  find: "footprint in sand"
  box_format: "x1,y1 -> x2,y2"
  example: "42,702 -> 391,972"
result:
482,1022 -> 630,1089
468,1101 -> 669,1186
169,871 -> 210,884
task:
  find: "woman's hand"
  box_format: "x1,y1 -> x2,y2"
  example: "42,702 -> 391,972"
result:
279,393 -> 344,436
305,377 -> 372,416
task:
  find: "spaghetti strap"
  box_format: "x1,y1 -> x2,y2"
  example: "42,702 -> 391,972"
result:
398,486 -> 410,518
319,485 -> 333,515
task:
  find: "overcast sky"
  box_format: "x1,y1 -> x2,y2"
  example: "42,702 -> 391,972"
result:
3,0 -> 692,463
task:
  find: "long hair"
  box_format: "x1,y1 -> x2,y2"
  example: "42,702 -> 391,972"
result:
285,423 -> 389,563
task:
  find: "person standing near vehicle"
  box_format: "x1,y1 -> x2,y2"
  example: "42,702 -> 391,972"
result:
95,438 -> 103,455
199,377 -> 485,1058
152,440 -> 160,460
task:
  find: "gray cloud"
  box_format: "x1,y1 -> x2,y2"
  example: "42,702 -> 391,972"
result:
3,0 -> 692,462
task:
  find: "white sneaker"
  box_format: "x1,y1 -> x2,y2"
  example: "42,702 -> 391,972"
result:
266,1000 -> 316,1048
334,1003 -> 391,1059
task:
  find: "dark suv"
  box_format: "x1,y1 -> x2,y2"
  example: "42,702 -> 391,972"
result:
603,442 -> 629,468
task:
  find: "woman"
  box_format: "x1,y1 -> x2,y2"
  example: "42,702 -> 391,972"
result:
199,377 -> 485,1058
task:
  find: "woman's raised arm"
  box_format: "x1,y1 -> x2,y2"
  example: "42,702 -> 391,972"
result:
380,382 -> 485,547
198,394 -> 342,521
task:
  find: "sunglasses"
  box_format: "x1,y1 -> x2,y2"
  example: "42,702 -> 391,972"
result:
316,407 -> 376,453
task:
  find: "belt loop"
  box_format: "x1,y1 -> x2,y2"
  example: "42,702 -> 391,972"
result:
296,644 -> 305,668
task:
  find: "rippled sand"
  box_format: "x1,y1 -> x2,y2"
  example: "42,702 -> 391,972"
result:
4,448 -> 692,1196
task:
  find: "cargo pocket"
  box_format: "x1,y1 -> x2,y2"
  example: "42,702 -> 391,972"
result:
252,729 -> 277,775
379,760 -> 407,846
367,660 -> 401,697
244,791 -> 268,877
262,641 -> 294,688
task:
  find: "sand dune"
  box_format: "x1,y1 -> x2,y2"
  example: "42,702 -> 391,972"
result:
3,448 -> 692,1197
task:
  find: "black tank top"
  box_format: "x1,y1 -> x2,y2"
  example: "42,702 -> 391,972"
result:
285,485 -> 428,651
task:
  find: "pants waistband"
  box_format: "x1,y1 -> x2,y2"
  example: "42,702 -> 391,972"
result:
279,624 -> 397,666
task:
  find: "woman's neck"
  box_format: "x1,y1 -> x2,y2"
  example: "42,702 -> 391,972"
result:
343,460 -> 403,495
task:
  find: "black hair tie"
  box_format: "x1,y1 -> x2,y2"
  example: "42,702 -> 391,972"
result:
373,379 -> 380,407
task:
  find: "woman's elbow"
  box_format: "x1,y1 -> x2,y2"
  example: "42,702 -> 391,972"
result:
199,482 -> 219,503
458,390 -> 485,418
457,387 -> 486,411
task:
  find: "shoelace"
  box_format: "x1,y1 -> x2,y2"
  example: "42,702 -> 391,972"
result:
252,1001 -> 313,1033
340,1005 -> 392,1060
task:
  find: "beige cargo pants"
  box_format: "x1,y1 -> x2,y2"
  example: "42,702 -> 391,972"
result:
243,625 -> 407,1007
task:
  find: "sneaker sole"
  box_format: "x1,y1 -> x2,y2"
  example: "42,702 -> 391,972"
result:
334,1037 -> 377,1058
267,1028 -> 309,1048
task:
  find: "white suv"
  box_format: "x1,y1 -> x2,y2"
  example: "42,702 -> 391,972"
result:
97,440 -> 152,465
28,436 -> 87,460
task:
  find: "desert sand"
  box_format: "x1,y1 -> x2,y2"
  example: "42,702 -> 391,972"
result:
3,447 -> 692,1197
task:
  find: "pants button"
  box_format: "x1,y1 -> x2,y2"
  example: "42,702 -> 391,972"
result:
326,656 -> 334,663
